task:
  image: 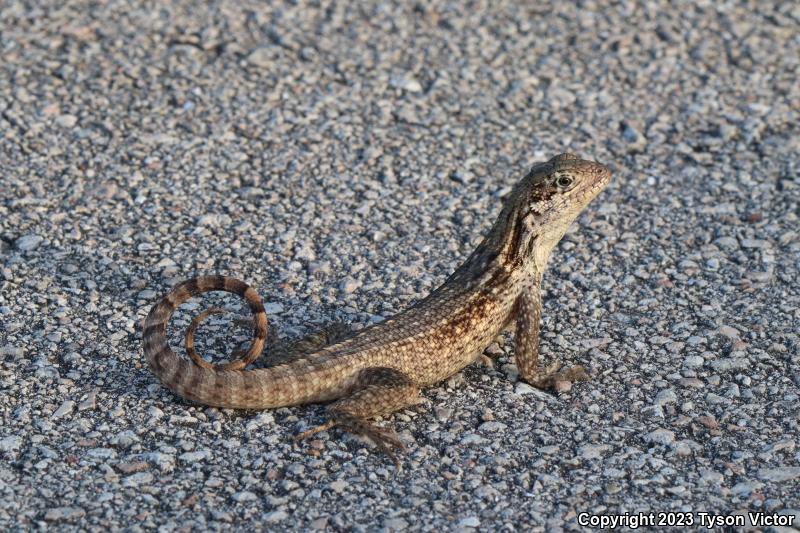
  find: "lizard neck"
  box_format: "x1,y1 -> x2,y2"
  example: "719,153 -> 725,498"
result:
450,198 -> 555,290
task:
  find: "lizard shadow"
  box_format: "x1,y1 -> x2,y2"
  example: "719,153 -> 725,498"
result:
39,241 -> 360,419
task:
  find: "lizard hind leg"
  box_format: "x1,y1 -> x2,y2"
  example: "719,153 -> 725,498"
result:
295,367 -> 420,467
266,321 -> 353,366
216,318 -> 352,367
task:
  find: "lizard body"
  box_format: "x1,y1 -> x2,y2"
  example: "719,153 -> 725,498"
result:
143,153 -> 612,459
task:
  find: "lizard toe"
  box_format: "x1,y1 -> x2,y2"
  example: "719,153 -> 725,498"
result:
293,420 -> 337,442
335,413 -> 406,466
530,364 -> 589,391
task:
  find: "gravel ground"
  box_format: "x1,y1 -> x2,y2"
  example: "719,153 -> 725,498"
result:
2,1 -> 799,531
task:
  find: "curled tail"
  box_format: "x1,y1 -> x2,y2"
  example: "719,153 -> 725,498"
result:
183,306 -> 259,371
142,275 -> 269,407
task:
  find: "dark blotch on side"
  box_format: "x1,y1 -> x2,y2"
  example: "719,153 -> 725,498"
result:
485,267 -> 511,289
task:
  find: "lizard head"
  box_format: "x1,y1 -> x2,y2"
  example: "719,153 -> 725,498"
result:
523,153 -> 612,220
518,152 -> 612,265
482,153 -> 612,271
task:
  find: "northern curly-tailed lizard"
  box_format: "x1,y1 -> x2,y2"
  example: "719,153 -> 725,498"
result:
143,153 -> 612,463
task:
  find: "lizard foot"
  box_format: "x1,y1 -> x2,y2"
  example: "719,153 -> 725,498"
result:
295,367 -> 417,467
530,362 -> 589,392
335,413 -> 405,468
294,414 -> 405,468
475,353 -> 495,368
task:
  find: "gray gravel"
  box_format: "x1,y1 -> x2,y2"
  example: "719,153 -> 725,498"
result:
2,1 -> 799,531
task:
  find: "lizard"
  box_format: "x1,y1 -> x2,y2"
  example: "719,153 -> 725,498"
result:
142,153 -> 612,463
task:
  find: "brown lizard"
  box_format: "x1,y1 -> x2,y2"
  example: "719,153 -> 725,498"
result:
142,153 -> 612,462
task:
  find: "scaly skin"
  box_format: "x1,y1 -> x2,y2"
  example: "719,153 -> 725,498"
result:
142,153 -> 612,462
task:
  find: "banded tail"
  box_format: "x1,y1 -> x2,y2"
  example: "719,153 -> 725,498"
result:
142,275 -> 273,408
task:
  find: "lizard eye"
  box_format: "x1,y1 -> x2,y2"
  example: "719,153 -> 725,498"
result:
556,175 -> 574,188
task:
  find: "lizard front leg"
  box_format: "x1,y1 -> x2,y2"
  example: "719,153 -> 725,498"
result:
514,285 -> 589,390
295,367 -> 419,466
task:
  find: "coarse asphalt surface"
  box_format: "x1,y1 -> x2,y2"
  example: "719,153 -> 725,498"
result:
1,1 -> 799,531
